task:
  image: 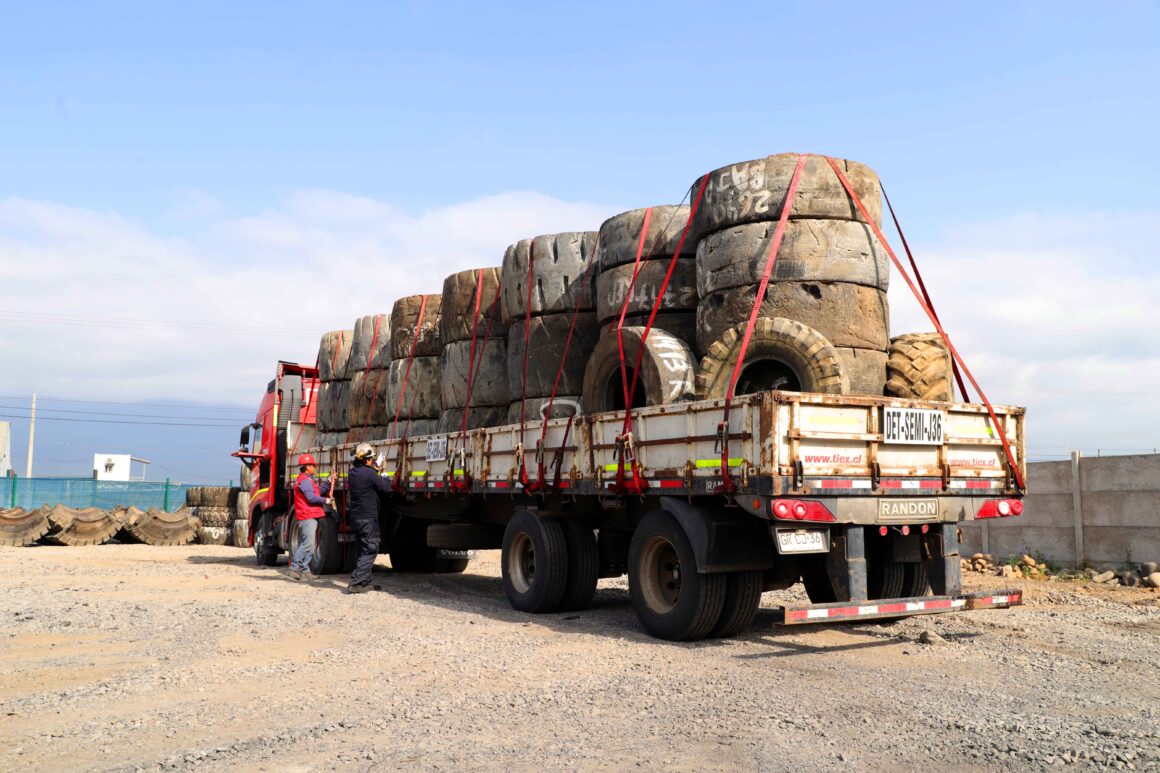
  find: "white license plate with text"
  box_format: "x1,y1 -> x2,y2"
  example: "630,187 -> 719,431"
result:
775,528 -> 829,554
883,406 -> 945,445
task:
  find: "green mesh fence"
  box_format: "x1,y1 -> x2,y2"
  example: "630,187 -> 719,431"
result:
0,477 -> 200,512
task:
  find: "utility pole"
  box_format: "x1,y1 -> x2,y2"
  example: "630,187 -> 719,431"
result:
25,393 -> 36,478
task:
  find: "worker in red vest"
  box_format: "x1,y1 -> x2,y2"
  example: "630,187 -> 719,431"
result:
288,453 -> 332,580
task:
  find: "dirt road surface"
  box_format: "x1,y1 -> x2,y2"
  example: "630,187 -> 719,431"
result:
2,544 -> 1158,771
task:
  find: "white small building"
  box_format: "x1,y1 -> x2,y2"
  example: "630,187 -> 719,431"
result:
0,421 -> 11,477
93,454 -> 150,481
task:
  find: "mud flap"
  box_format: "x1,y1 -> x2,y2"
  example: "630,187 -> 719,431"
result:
823,526 -> 868,602
926,523 -> 962,596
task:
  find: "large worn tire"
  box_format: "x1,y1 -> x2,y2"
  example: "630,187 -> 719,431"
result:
0,507 -> 51,546
437,406 -> 508,434
385,418 -> 439,439
185,486 -> 232,508
500,232 -> 598,324
581,327 -> 696,414
506,395 -> 583,425
197,526 -> 232,546
710,569 -> 763,638
559,519 -> 599,612
192,506 -> 232,528
345,425 -> 392,443
501,511 -> 569,613
231,519 -> 250,548
595,205 -> 693,268
239,463 -> 253,490
619,313 -> 698,352
506,313 -> 600,399
124,507 -> 199,546
440,268 -> 504,343
836,347 -> 888,396
885,333 -> 954,402
696,282 -> 890,355
347,369 -> 389,428
347,314 -> 392,373
386,357 -> 443,419
440,338 -> 510,409
316,379 -> 352,432
594,259 -> 697,323
696,317 -> 849,398
42,506 -> 124,546
691,154 -> 882,243
391,295 -> 444,359
628,510 -> 726,641
235,490 -> 251,522
696,219 -> 890,296
316,329 -> 354,382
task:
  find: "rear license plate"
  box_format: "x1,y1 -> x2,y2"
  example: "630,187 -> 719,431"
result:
878,498 -> 939,521
883,406 -> 945,445
337,533 -> 356,543
775,528 -> 829,554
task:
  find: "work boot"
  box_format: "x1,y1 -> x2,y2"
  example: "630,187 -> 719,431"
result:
303,571 -> 322,581
286,569 -> 303,581
344,583 -> 372,594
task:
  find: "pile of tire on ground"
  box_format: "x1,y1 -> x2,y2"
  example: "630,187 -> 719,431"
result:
187,486 -> 236,545
437,268 -> 510,433
344,313 -> 394,443
117,506 -> 200,546
383,294 -> 443,438
689,154 -> 890,398
500,232 -> 601,425
233,465 -> 252,547
314,329 -> 354,448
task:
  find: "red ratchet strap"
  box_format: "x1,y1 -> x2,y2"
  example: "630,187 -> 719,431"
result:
515,240 -> 537,489
354,316 -> 385,442
389,295 -> 428,491
451,271 -> 497,493
825,156 -> 1025,492
716,155 -> 808,495
882,185 -> 968,401
614,176 -> 710,496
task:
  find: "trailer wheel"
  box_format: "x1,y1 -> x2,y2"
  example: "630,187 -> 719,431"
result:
436,557 -> 471,573
501,511 -> 569,613
903,562 -> 929,597
868,558 -> 906,599
559,519 -> 599,612
254,512 -> 280,566
801,558 -> 838,603
628,510 -> 726,641
710,570 -> 763,638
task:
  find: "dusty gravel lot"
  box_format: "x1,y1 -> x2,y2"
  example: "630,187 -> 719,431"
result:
2,543 -> 1159,772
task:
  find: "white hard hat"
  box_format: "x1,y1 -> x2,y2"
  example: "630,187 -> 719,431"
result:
354,443 -> 375,460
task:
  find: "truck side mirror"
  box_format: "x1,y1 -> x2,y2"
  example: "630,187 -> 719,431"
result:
239,426 -> 251,448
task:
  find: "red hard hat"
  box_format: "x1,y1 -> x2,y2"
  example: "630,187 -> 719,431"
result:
297,454 -> 316,466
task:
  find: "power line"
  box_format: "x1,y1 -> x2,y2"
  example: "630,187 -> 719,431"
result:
0,394 -> 254,413
0,310 -> 318,338
0,412 -> 243,428
0,400 -> 249,423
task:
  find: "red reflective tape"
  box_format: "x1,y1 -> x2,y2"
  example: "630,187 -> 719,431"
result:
830,606 -> 862,618
492,480 -> 509,489
433,481 -> 444,489
786,609 -> 809,622
965,480 -> 992,489
919,480 -> 942,489
658,479 -> 683,489
879,480 -> 902,489
820,479 -> 853,489
923,598 -> 954,610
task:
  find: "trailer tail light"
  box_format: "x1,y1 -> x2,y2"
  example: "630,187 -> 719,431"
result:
771,499 -> 836,523
976,498 -> 1024,519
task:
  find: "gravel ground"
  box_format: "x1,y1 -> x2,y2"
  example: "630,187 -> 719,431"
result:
1,543 -> 1158,772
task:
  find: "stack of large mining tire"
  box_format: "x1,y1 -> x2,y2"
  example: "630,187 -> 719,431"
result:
438,268 -> 511,433
384,294 -> 443,437
187,486 -> 235,545
315,329 -> 354,446
582,208 -> 699,413
232,478 -> 251,547
344,313 -> 394,443
689,154 -> 891,398
500,233 -> 602,424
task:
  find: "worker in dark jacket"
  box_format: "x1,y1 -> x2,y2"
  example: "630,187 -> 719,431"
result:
289,453 -> 332,580
345,443 -> 393,593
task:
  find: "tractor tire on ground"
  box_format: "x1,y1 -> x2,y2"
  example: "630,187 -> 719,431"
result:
347,314 -> 392,373
42,506 -> 125,547
235,490 -> 251,522
499,232 -> 598,324
391,295 -> 444,359
501,511 -> 569,613
581,327 -> 696,414
696,317 -> 848,399
0,507 -> 51,546
440,268 -> 504,343
231,519 -> 250,548
440,338 -> 510,409
595,205 -> 693,269
316,329 -> 354,382
347,369 -> 389,428
690,154 -> 882,243
696,281 -> 890,355
594,259 -> 697,323
710,569 -> 763,638
124,507 -> 199,547
506,395 -> 583,425
628,510 -> 727,641
437,406 -> 508,434
386,356 -> 443,419
197,526 -> 231,546
696,218 -> 890,297
193,506 -> 232,528
885,333 -> 954,402
506,313 -> 600,399
559,519 -> 599,612
835,347 -> 888,395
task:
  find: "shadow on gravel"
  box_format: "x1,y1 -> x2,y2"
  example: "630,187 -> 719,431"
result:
186,554 -> 253,565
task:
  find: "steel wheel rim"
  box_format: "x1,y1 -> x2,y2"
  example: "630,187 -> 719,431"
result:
640,535 -> 681,613
508,531 -> 535,593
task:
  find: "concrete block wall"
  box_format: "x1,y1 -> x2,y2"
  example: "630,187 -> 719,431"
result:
961,452 -> 1160,566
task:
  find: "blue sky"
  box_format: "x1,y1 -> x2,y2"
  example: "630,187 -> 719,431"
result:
1,1 -> 1158,481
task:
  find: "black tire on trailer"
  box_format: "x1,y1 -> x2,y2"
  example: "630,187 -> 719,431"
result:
581,327 -> 697,414
620,313 -> 698,353
499,232 -> 599,324
885,333 -> 954,402
0,507 -> 52,546
254,511 -> 281,566
427,523 -> 504,550
390,295 -> 444,359
440,267 -> 504,344
385,419 -> 440,439
903,562 -> 930,598
506,313 -> 600,399
835,347 -> 888,396
440,338 -> 510,409
710,569 -> 763,638
437,406 -> 508,434
558,519 -> 599,612
505,395 -> 583,425
348,369 -> 389,428
690,153 -> 883,243
868,558 -> 906,600
801,558 -> 838,604
628,510 -> 727,641
316,329 -> 354,382
501,511 -> 569,613
695,219 -> 890,297
696,282 -> 890,356
595,205 -> 693,269
593,259 -> 697,324
695,317 -> 849,399
385,357 -> 443,419
347,314 -> 392,373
